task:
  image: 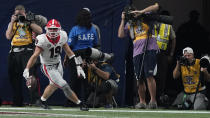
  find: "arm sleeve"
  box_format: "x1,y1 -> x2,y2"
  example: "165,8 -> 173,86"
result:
61,30 -> 68,43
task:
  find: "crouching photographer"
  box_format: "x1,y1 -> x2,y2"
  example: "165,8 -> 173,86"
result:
63,47 -> 114,106
172,47 -> 210,110
85,59 -> 120,108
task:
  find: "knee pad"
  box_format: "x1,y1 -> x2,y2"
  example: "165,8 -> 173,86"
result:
62,84 -> 73,98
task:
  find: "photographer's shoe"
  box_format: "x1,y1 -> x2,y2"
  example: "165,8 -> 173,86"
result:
79,102 -> 89,111
135,102 -> 146,109
148,102 -> 157,109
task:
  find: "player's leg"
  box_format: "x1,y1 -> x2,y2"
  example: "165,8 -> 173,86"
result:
36,64 -> 61,109
42,62 -> 88,110
42,84 -> 58,100
56,63 -> 89,111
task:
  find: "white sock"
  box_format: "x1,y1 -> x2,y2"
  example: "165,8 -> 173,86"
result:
76,100 -> 81,104
41,96 -> 47,101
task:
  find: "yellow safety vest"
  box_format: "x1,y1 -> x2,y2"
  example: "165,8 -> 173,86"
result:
11,22 -> 32,46
181,59 -> 204,93
154,24 -> 171,50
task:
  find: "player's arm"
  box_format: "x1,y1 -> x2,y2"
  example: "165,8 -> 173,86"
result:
25,46 -> 42,69
23,46 -> 42,79
63,43 -> 75,57
63,42 -> 86,78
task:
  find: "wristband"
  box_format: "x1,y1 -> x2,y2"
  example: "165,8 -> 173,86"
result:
69,54 -> 75,59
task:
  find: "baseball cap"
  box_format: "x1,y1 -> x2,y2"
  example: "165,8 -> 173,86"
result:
183,47 -> 194,54
83,7 -> 91,13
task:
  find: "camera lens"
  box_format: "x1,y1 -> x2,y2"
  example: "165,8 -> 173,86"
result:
200,58 -> 209,68
17,15 -> 25,22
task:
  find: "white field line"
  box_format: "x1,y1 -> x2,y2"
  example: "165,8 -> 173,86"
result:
0,107 -> 210,114
0,111 -> 103,118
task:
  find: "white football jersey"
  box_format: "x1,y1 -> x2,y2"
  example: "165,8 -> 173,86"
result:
36,30 -> 68,65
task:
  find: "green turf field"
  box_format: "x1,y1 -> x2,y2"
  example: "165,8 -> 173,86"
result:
0,106 -> 210,118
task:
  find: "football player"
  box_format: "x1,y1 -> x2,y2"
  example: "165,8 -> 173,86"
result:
23,19 -> 88,111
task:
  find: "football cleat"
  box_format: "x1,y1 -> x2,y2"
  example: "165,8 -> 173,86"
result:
35,99 -> 51,109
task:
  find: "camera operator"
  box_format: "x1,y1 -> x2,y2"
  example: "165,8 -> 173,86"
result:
86,59 -> 119,108
5,5 -> 42,107
118,3 -> 159,109
172,47 -> 210,110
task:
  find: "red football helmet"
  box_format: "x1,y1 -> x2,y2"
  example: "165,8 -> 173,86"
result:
45,19 -> 61,38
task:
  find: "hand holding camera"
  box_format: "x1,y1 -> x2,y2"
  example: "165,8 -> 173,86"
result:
177,56 -> 190,66
130,10 -> 144,17
11,15 -> 18,23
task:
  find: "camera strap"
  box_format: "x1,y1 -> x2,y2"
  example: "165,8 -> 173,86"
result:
10,22 -> 20,41
190,70 -> 203,109
137,22 -> 153,84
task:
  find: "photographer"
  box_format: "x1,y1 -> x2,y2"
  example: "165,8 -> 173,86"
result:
118,3 -> 159,109
5,5 -> 42,106
86,60 -> 119,108
172,47 -> 209,110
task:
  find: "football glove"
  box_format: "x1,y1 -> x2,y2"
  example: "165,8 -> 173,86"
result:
69,55 -> 86,79
23,68 -> 30,80
26,76 -> 32,88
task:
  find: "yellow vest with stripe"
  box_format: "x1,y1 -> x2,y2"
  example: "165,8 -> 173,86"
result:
11,22 -> 32,46
154,24 -> 171,50
181,59 -> 204,93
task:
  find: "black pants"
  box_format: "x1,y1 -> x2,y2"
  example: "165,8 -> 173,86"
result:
65,58 -> 88,106
156,51 -> 174,103
8,50 -> 39,106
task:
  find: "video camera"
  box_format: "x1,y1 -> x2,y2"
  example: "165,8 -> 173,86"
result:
123,5 -> 173,24
123,5 -> 136,22
15,11 -> 35,22
16,11 -> 47,28
15,14 -> 26,22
